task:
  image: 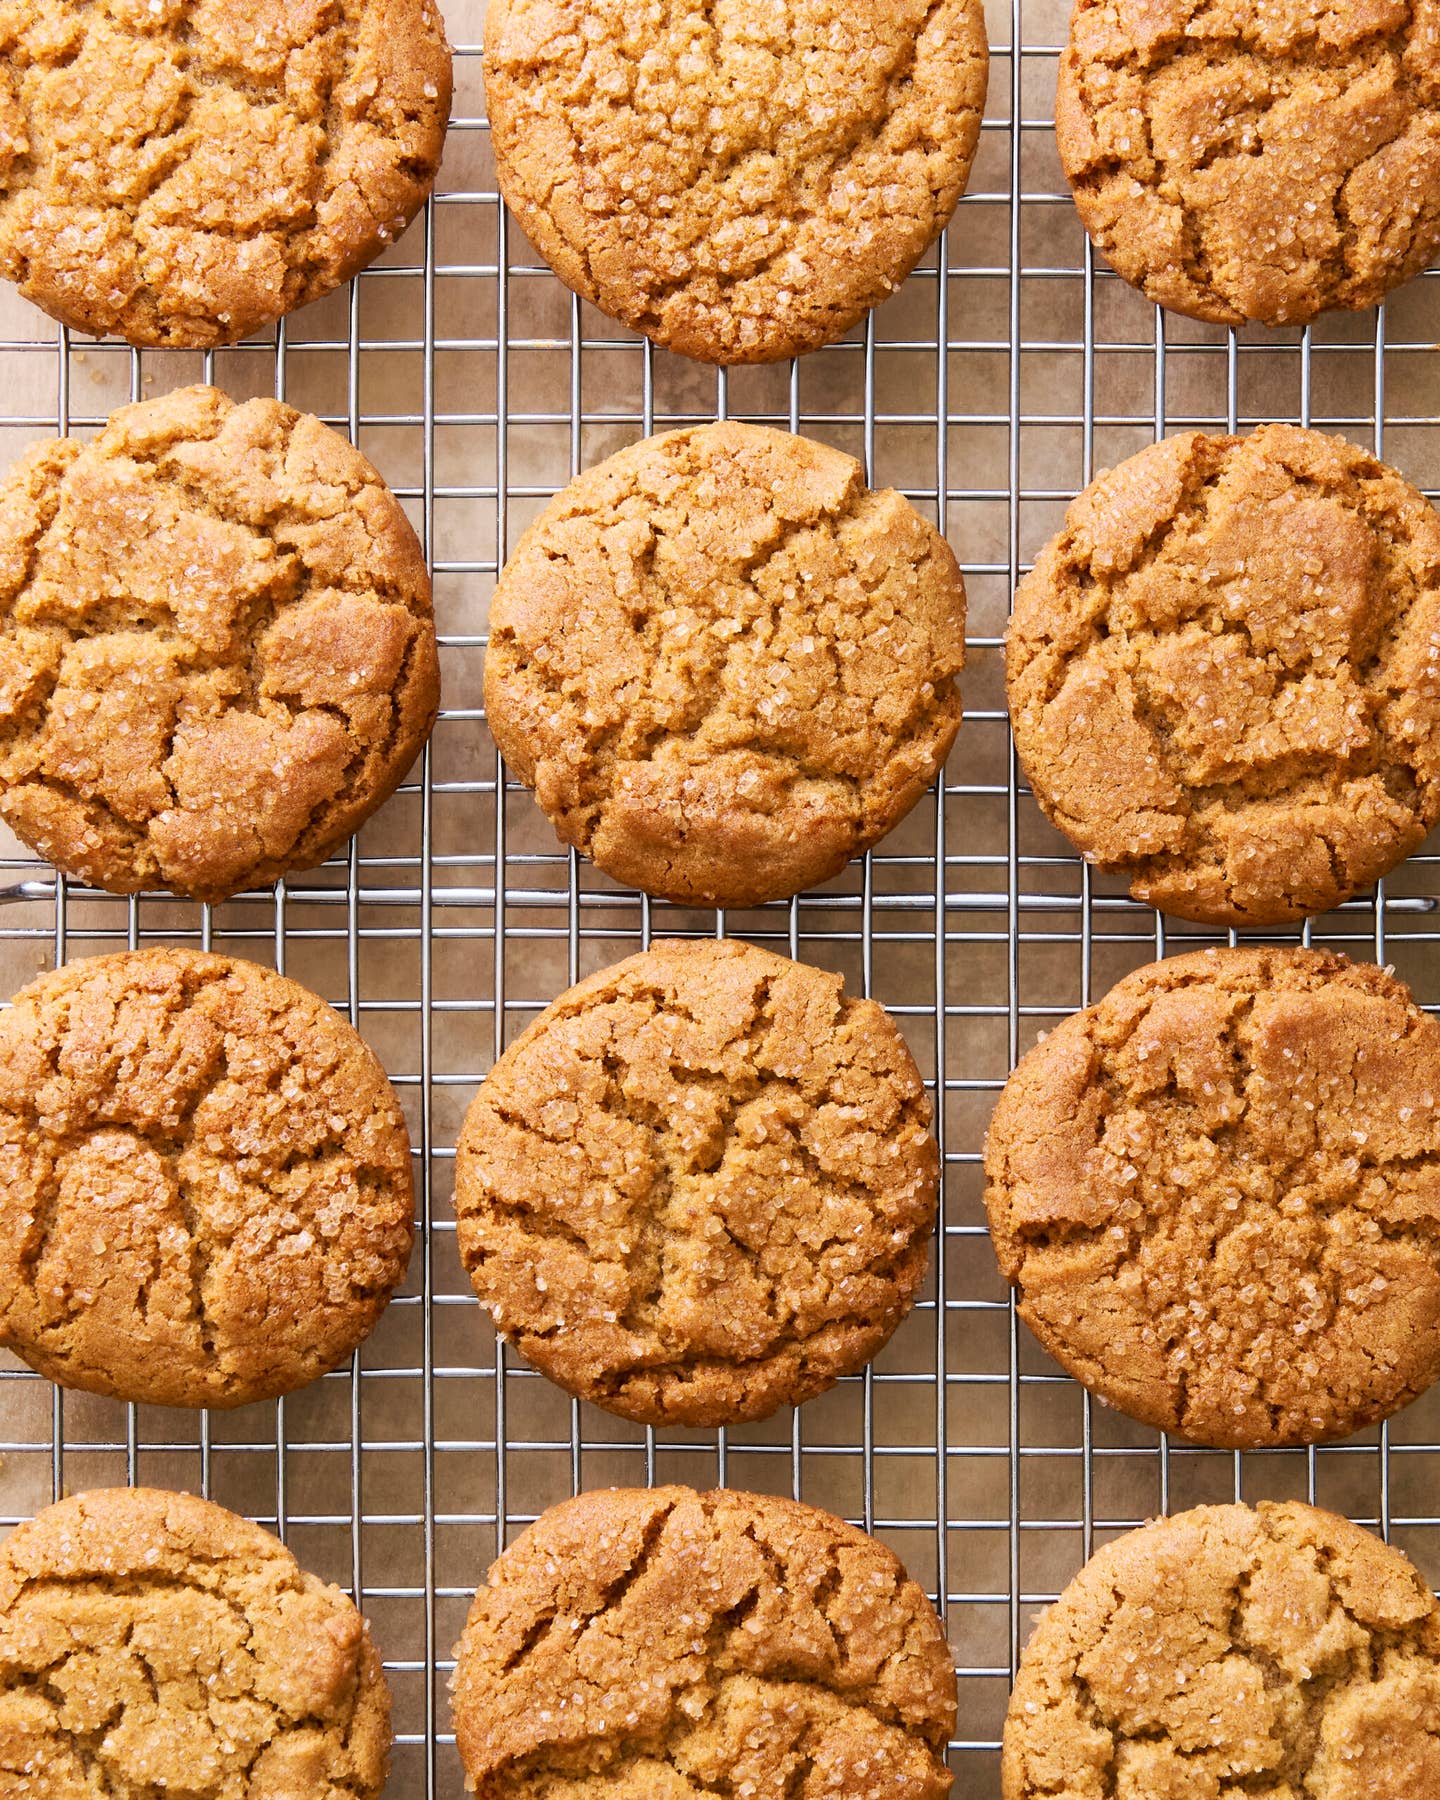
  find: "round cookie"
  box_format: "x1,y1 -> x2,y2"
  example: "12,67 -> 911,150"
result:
0,1 -> 451,348
1007,425 -> 1440,927
0,948 -> 414,1410
0,383 -> 440,903
483,0 -> 988,364
0,1486 -> 391,1797
1057,0 -> 1440,326
1004,1501 -> 1440,1800
984,945 -> 1440,1449
451,1485 -> 957,1800
485,423 -> 966,909
454,937 -> 938,1426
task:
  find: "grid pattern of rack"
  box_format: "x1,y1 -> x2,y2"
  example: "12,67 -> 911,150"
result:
2,2 -> 1440,1795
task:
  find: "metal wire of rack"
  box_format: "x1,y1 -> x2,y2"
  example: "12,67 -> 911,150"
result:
1,4 -> 1440,1796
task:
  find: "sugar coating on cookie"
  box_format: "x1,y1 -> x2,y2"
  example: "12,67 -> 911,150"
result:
455,938 -> 938,1426
0,384 -> 440,902
0,949 -> 414,1409
985,945 -> 1440,1449
1057,0 -> 1440,326
451,1485 -> 957,1799
485,423 -> 966,909
483,0 -> 988,364
0,0 -> 451,348
0,1486 -> 391,1797
1004,1501 -> 1440,1799
1007,425 -> 1440,926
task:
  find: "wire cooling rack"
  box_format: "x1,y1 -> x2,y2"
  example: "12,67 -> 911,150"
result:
2,2 -> 1440,1795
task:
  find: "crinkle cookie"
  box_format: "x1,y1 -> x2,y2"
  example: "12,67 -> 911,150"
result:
484,422 -> 966,909
1007,425 -> 1440,926
985,945 -> 1440,1449
1004,1501 -> 1440,1800
0,0 -> 451,347
451,1485 -> 957,1799
484,0 -> 988,363
0,1486 -> 391,1798
454,937 -> 938,1426
0,948 -> 414,1409
0,384 -> 439,902
1058,0 -> 1440,326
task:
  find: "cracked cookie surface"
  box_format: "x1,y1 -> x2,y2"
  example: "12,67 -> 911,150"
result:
451,1485 -> 956,1799
0,1486 -> 391,1798
1003,1500 -> 1440,1799
0,383 -> 439,903
1006,425 -> 1440,926
0,0 -> 451,348
454,938 -> 938,1427
483,0 -> 987,365
484,423 -> 966,909
984,945 -> 1440,1449
0,947 -> 414,1410
1057,0 -> 1440,326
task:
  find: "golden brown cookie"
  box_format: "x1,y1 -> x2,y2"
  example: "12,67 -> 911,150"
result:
0,948 -> 414,1410
483,0 -> 988,364
1007,425 -> 1440,927
484,423 -> 966,908
1004,1501 -> 1440,1800
451,1485 -> 957,1799
454,938 -> 938,1426
0,383 -> 440,903
984,945 -> 1440,1449
1057,0 -> 1440,326
0,1486 -> 391,1797
0,0 -> 451,348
